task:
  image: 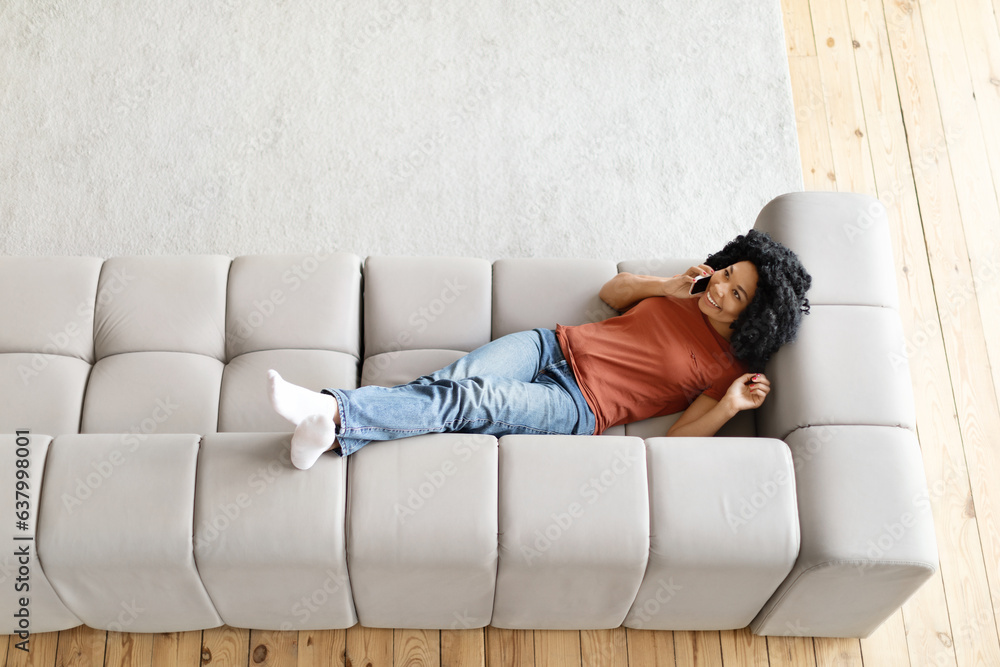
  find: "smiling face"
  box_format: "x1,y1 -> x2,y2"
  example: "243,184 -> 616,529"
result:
697,260 -> 759,338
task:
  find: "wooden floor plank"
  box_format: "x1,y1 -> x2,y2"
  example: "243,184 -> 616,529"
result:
624,629 -> 674,667
994,0 -> 1000,57
718,628 -> 766,667
54,626 -> 106,667
532,631 -> 580,667
249,629 -> 298,667
295,629 -> 346,667
580,628 -> 627,667
673,631 -> 722,667
842,0 -> 960,661
766,636 -> 815,667
871,2 -> 986,667
843,0 -> 914,204
939,0 -> 1000,411
899,0 -> 1000,664
813,636 -> 863,667
201,625 -> 249,667
484,627 -> 532,667
103,632 -> 153,667
150,631 -> 202,667
955,0 -> 1000,206
441,629 -> 484,667
4,630 -> 57,667
858,610 -> 909,667
951,0 -> 1000,596
393,629 -> 438,667
994,0 -> 1000,59
788,55 -> 840,190
809,0 -> 878,194
781,0 -> 818,56
345,626 -> 392,667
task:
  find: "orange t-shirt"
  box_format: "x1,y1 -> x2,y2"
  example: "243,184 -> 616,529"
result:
555,295 -> 750,435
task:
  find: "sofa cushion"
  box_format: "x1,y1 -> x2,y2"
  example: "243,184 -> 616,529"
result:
616,258 -> 701,282
0,354 -> 91,436
346,433 -> 498,629
219,252 -> 362,432
491,258 -> 618,338
363,256 -> 492,358
81,351 -> 222,434
225,252 -> 362,359
755,305 -> 917,441
37,433 -> 222,632
194,432 -> 356,630
491,434 -> 649,629
0,256 -> 103,363
624,437 -> 798,630
93,256 -> 231,361
0,256 -> 103,436
0,434 -> 83,633
752,192 -> 899,309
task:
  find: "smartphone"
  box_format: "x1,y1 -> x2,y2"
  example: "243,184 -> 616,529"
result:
689,275 -> 710,295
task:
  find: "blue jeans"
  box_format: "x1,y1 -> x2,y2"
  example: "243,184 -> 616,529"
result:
321,328 -> 597,456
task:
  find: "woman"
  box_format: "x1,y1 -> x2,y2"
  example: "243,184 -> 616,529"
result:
268,229 -> 812,469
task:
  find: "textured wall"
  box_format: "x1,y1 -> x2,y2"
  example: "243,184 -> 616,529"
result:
0,0 -> 802,261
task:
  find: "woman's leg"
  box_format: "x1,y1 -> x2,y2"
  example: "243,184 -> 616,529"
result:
269,328 -> 595,467
270,329 -> 549,468
269,328 -> 547,427
406,328 -> 548,385
324,370 -> 593,456
322,328 -> 588,455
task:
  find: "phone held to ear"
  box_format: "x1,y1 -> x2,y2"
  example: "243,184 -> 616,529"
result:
689,274 -> 710,295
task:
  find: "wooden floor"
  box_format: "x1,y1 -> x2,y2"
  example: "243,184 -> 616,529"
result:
5,0 -> 1000,664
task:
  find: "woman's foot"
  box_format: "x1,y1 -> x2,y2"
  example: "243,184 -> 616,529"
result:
290,414 -> 340,470
267,369 -> 342,468
267,369 -> 339,426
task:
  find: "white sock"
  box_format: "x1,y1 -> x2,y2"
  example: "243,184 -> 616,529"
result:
267,369 -> 338,427
290,414 -> 340,470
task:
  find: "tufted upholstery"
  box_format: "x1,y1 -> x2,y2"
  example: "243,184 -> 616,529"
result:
0,192 -> 938,637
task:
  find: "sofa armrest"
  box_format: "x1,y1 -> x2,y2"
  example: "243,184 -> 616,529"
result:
748,192 -> 939,637
748,425 -> 937,637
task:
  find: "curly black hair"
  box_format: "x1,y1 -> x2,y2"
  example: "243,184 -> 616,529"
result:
704,229 -> 812,372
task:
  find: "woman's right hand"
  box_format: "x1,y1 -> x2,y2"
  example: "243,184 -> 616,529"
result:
662,264 -> 716,299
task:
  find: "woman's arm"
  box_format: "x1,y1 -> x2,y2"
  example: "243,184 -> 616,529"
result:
665,393 -> 738,437
666,373 -> 770,437
599,265 -> 718,312
599,273 -> 667,311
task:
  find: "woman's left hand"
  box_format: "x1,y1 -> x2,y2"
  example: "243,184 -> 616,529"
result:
723,373 -> 771,411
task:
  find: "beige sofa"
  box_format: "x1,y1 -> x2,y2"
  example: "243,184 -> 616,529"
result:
0,192 -> 938,638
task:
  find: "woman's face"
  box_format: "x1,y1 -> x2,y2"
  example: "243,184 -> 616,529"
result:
697,260 -> 759,327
